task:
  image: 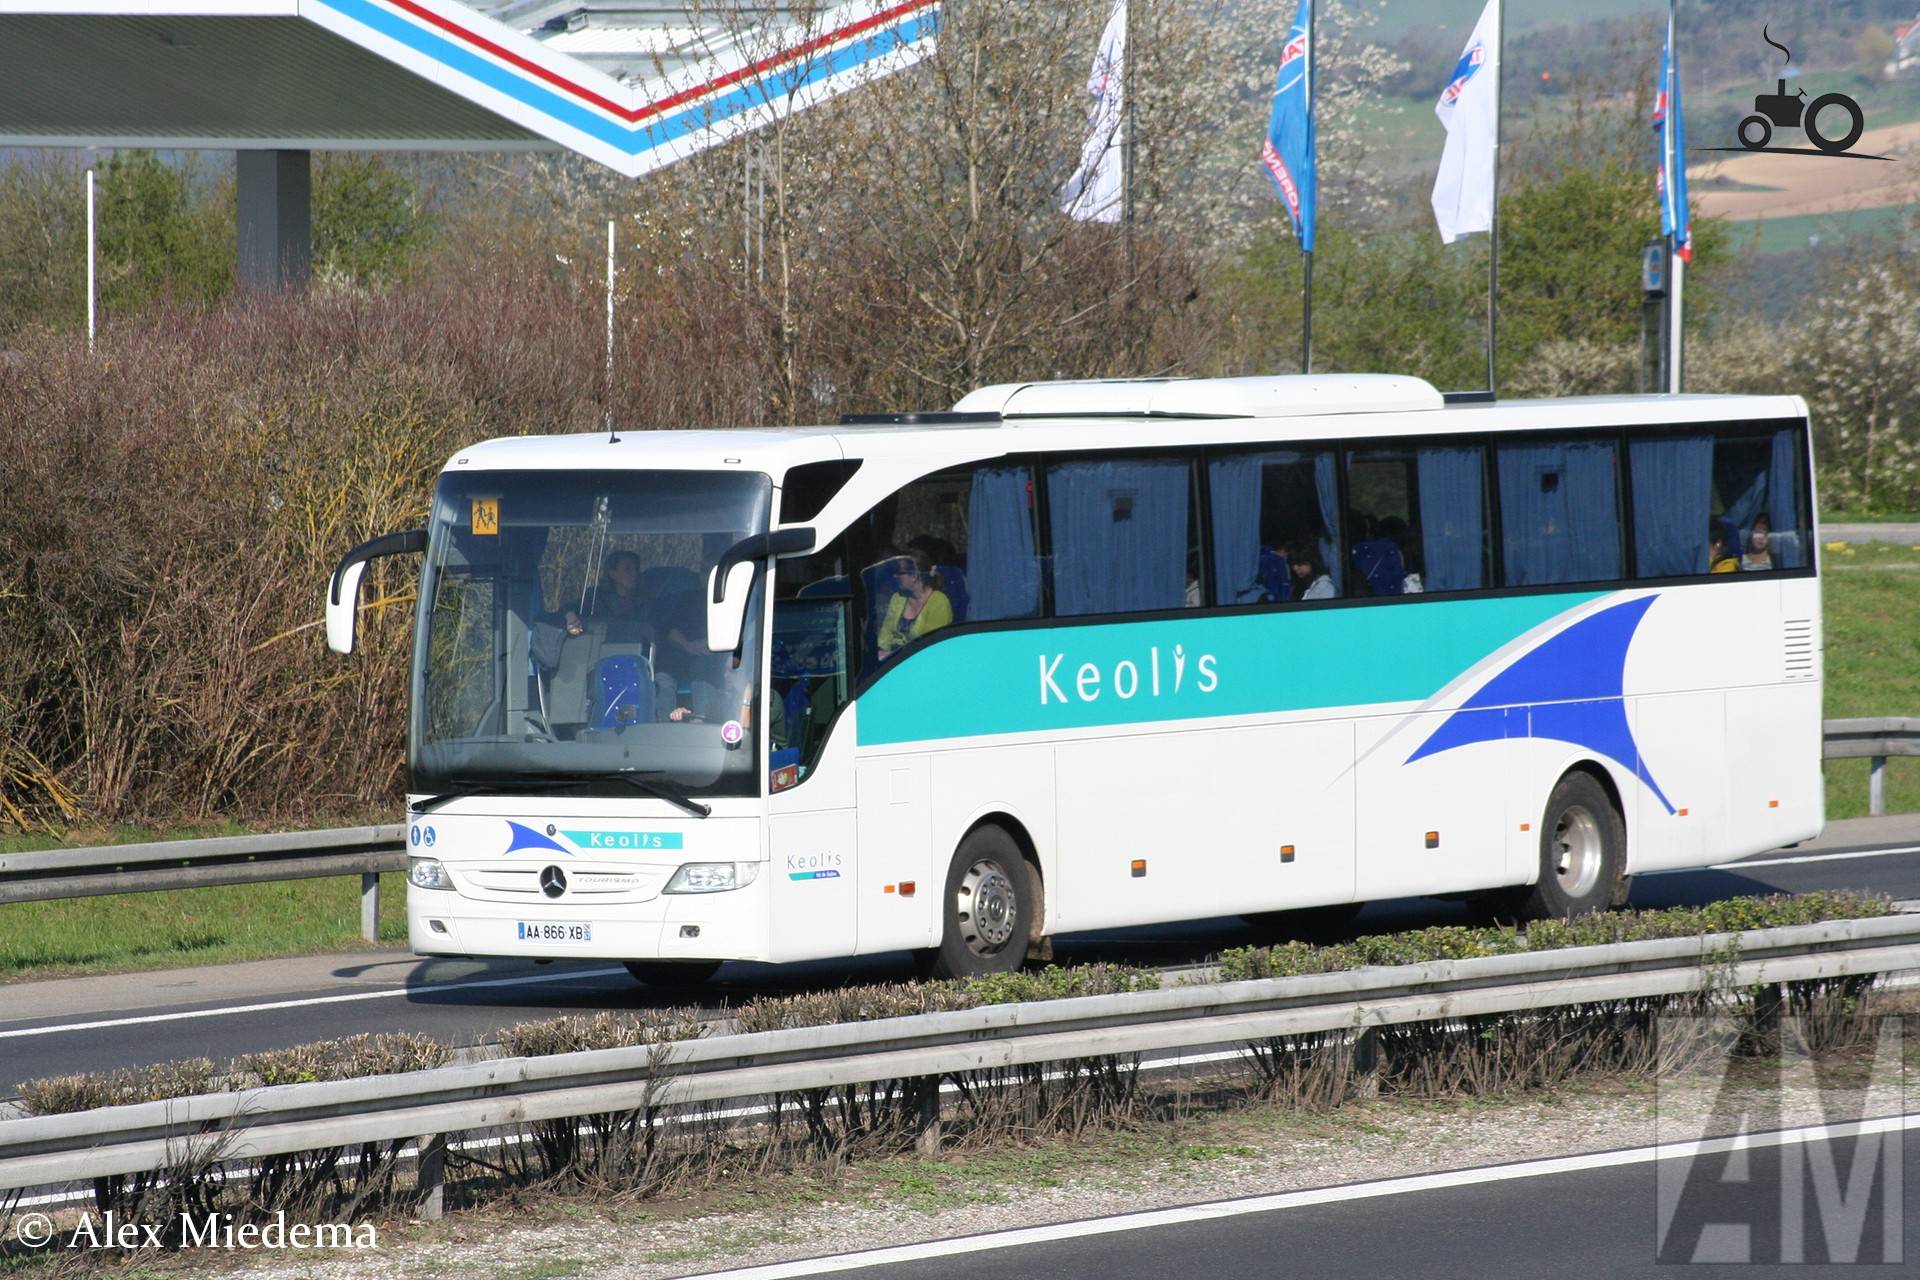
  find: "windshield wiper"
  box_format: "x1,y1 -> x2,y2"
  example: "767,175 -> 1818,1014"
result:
410,772 -> 710,819
411,777 -> 557,815
611,770 -> 711,819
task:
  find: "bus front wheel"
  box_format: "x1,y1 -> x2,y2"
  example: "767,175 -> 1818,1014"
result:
624,959 -> 722,986
1512,771 -> 1626,920
928,825 -> 1034,979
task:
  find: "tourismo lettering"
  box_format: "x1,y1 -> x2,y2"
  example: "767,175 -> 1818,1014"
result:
1039,643 -> 1217,706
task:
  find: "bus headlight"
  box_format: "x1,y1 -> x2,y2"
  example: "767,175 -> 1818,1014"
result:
409,858 -> 452,890
663,862 -> 761,894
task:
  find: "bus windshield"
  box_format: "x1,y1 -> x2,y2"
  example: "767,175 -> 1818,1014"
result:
410,469 -> 773,800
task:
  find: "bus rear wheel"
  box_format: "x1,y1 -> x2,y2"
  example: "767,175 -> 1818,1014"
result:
1512,771 -> 1626,920
624,959 -> 722,987
928,825 -> 1033,980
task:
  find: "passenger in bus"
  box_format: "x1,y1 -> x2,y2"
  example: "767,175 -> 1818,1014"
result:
1708,522 -> 1739,573
1289,546 -> 1337,600
1740,513 -> 1774,571
653,584 -> 728,702
1185,551 -> 1203,607
876,549 -> 953,660
563,550 -> 651,638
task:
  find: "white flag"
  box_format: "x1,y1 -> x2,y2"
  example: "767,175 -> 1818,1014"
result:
1060,0 -> 1127,223
1431,0 -> 1500,244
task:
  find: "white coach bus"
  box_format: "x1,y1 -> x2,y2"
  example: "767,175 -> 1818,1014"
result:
325,375 -> 1822,983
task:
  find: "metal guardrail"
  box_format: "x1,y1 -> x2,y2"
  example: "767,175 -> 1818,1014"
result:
1,912 -> 1916,1199
1823,717 -> 1920,817
0,826 -> 405,940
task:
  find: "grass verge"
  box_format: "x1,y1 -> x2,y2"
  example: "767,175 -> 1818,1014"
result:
1821,541 -> 1920,819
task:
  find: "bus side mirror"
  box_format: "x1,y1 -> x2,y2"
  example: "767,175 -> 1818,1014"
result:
326,528 -> 427,655
706,526 -> 816,653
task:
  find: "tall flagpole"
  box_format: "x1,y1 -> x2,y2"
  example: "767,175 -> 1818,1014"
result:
1302,0 -> 1314,375
1665,2 -> 1684,393
1486,0 -> 1502,396
1122,0 -> 1135,291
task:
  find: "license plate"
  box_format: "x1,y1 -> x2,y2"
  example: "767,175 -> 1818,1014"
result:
516,920 -> 592,944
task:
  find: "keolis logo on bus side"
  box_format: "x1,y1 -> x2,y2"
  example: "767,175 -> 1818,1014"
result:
1039,643 -> 1218,705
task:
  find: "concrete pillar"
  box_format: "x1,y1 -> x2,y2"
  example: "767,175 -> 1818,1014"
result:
236,149 -> 311,292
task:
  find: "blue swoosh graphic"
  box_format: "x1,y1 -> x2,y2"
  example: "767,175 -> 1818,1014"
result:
504,820 -> 571,856
1406,595 -> 1674,813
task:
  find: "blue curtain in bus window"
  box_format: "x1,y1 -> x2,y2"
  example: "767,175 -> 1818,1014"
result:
1768,428 -> 1804,569
1629,435 -> 1712,577
1497,441 -> 1622,585
1416,446 -> 1485,592
1049,459 -> 1189,616
1209,454 -> 1266,603
1313,452 -> 1343,594
967,466 -> 1040,620
1721,451 -> 1768,546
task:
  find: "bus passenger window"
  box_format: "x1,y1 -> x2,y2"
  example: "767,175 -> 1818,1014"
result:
1711,429 -> 1807,572
1495,439 -> 1622,586
846,464 -> 1046,672
1348,451 -> 1410,595
1209,448 -> 1341,604
1047,457 -> 1196,616
1630,427 -> 1808,578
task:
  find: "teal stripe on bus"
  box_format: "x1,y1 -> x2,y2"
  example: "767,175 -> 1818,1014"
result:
854,591 -> 1607,747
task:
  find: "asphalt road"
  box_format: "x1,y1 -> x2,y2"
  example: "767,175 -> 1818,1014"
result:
703,1118 -> 1919,1279
1822,523 -> 1920,546
1,815 -> 1916,1096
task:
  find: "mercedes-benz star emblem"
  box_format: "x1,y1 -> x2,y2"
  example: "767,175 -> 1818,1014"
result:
539,866 -> 567,899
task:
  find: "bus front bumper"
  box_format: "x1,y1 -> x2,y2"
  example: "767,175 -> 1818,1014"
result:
406,870 -> 771,962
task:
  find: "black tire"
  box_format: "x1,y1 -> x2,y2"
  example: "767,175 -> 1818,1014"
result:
1804,93 -> 1864,154
1511,771 -> 1627,921
624,959 -> 722,986
1737,114 -> 1772,150
928,825 -> 1034,980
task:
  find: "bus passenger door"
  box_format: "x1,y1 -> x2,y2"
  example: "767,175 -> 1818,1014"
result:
767,716 -> 858,963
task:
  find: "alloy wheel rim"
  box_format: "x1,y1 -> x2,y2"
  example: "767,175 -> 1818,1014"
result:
1553,805 -> 1604,900
957,859 -> 1018,955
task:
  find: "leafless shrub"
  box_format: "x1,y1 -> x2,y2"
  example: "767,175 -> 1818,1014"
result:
1244,1031 -> 1359,1112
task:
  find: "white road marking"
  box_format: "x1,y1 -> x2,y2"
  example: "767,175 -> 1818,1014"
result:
686,1114 -> 1920,1279
0,966 -> 630,1040
1647,843 -> 1920,875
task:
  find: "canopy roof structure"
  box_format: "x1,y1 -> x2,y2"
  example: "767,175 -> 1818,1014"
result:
0,0 -> 940,176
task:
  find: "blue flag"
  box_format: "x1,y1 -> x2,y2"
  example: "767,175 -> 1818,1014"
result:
1653,17 -> 1692,260
1260,0 -> 1315,252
